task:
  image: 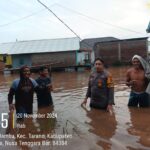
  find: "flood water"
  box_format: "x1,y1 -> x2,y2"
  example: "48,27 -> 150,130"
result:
0,66 -> 150,150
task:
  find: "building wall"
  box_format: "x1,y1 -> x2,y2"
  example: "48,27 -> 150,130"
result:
94,39 -> 147,65
0,55 -> 12,66
77,51 -> 91,65
91,51 -> 95,63
0,55 -> 3,62
148,40 -> 150,52
31,51 -> 76,67
5,55 -> 12,66
12,54 -> 31,68
0,61 -> 5,72
77,51 -> 85,65
95,42 -> 118,65
120,40 -> 147,63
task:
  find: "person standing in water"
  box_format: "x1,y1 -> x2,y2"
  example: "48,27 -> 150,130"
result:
8,66 -> 38,117
81,58 -> 114,111
126,55 -> 150,107
36,66 -> 53,108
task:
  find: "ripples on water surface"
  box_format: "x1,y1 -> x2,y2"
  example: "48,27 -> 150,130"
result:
0,67 -> 150,150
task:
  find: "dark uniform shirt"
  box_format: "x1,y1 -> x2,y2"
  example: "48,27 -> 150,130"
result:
86,70 -> 114,109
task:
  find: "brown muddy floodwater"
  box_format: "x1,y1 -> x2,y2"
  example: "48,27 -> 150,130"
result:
0,66 -> 150,150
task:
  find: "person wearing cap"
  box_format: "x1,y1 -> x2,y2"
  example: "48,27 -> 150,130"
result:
8,66 -> 38,118
81,58 -> 114,112
126,55 -> 150,107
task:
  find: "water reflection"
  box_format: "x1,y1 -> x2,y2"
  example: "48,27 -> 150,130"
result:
36,106 -> 56,132
86,109 -> 117,149
127,107 -> 150,150
0,67 -> 150,150
6,106 -> 57,150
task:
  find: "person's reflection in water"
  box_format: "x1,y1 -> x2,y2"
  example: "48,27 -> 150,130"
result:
36,106 -> 56,133
5,106 -> 56,149
86,108 -> 117,149
6,114 -> 42,149
128,107 -> 150,148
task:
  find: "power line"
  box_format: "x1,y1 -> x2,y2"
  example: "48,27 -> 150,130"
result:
0,3 -> 56,27
37,0 -> 81,40
0,2 -> 144,36
55,3 -> 143,35
0,1 -> 92,49
37,0 -> 93,49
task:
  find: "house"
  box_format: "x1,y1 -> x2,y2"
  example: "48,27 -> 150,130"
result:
0,37 -> 92,70
94,37 -> 149,65
80,37 -> 119,63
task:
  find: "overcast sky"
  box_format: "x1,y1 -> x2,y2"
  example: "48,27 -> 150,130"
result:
0,0 -> 150,43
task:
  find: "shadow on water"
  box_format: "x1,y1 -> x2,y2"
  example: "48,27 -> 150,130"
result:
0,67 -> 150,150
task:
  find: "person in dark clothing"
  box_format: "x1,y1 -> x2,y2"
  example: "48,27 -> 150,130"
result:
36,66 -> 53,108
81,58 -> 114,112
8,66 -> 38,118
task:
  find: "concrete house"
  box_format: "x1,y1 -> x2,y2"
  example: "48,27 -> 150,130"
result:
94,37 -> 149,65
0,60 -> 5,72
0,37 -> 91,70
80,37 -> 118,63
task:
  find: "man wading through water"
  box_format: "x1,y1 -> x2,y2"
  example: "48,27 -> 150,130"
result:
81,58 -> 114,112
126,55 -> 150,107
36,66 -> 53,108
8,66 -> 38,119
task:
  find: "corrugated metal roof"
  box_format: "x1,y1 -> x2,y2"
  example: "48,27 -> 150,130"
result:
0,37 -> 80,55
80,37 -> 119,49
0,43 -> 14,54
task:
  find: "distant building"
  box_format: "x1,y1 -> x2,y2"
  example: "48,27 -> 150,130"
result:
94,37 -> 149,65
80,37 -> 119,63
0,37 -> 92,70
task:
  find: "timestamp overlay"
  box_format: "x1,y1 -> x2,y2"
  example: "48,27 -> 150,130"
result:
0,111 -> 74,149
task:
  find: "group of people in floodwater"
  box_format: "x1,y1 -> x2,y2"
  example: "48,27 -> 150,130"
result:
8,66 -> 53,118
8,54 -> 150,118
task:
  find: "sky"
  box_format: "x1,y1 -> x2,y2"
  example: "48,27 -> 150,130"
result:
0,0 -> 150,43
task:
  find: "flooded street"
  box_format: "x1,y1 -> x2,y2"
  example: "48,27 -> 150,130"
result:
0,66 -> 150,150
